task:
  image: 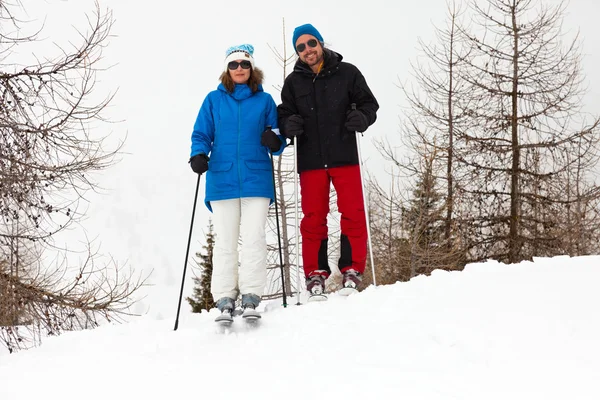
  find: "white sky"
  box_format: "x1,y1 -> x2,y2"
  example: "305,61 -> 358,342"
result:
17,0 -> 600,319
1,255 -> 599,399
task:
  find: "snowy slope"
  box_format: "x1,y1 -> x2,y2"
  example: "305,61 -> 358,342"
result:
1,256 -> 599,400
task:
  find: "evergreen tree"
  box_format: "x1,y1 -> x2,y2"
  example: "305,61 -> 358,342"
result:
402,150 -> 450,277
187,221 -> 215,313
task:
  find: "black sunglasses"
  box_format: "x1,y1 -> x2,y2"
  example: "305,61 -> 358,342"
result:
228,60 -> 252,70
296,38 -> 319,53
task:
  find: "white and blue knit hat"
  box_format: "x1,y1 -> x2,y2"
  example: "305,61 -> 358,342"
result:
224,44 -> 255,70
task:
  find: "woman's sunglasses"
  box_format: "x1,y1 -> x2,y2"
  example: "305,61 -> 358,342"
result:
228,60 -> 252,70
296,38 -> 319,53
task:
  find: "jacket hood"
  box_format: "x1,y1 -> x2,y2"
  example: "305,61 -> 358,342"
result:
218,67 -> 264,100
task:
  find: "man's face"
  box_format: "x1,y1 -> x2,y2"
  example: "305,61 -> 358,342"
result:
295,34 -> 323,68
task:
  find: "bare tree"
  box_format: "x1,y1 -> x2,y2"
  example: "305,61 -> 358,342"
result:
456,0 -> 600,263
0,1 -> 144,352
1,249 -> 144,352
548,135 -> 600,255
371,0 -> 600,278
263,18 -> 298,300
398,1 -> 474,243
370,1 -> 469,282
370,141 -> 465,284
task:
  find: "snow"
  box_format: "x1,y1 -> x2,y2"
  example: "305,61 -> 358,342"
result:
3,1 -> 600,398
1,255 -> 599,399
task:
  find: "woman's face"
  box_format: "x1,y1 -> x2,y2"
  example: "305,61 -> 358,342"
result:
227,59 -> 252,84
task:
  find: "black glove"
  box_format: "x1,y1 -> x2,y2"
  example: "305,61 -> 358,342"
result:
189,153 -> 209,175
345,110 -> 369,133
284,114 -> 304,138
261,128 -> 282,152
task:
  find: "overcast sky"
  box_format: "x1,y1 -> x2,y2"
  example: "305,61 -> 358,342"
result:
26,0 -> 600,319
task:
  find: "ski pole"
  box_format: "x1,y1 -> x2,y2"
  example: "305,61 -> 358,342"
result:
293,138 -> 301,304
351,103 -> 377,286
174,173 -> 202,331
267,126 -> 287,307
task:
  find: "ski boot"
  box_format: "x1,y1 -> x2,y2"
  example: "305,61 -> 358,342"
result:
214,297 -> 235,326
241,293 -> 261,322
306,273 -> 327,302
339,269 -> 361,296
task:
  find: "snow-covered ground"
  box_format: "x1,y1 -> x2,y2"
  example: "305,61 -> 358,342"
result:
1,255 -> 599,399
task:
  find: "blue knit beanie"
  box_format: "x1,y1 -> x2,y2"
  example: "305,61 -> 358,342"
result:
292,24 -> 324,50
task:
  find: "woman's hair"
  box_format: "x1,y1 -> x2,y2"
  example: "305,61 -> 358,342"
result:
219,67 -> 264,93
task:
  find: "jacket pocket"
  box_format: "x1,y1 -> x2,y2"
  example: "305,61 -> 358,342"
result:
209,161 -> 233,172
242,160 -> 272,188
244,160 -> 271,171
294,87 -> 313,115
206,161 -> 235,198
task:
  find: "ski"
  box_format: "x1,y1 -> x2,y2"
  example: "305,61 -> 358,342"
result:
338,287 -> 358,296
242,308 -> 261,323
214,308 -> 242,325
215,308 -> 261,326
307,293 -> 328,302
215,312 -> 233,326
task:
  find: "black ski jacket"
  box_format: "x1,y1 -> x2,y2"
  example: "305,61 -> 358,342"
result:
278,50 -> 379,172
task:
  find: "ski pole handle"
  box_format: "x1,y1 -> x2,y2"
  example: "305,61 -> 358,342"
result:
350,103 -> 361,137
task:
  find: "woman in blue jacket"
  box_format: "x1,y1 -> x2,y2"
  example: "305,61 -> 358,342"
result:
189,44 -> 286,321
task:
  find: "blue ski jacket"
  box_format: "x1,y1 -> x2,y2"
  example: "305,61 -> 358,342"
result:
191,83 -> 286,211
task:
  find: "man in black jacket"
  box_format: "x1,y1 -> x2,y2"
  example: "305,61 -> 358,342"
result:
278,23 -> 379,297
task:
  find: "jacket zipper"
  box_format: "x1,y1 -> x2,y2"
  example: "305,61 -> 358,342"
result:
311,74 -> 328,169
238,100 -> 242,197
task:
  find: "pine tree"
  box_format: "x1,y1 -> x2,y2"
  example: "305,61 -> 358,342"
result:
402,150 -> 447,277
186,221 -> 215,313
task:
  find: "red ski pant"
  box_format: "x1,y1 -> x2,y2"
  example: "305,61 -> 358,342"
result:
299,165 -> 367,278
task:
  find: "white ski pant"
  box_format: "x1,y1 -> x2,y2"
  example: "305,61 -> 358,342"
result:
210,197 -> 270,301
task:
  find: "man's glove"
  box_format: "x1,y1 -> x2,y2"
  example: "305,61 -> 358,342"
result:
189,153 -> 209,175
284,114 -> 304,138
261,128 -> 282,152
345,110 -> 369,133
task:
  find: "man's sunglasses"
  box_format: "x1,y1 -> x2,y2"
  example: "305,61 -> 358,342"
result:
296,38 -> 319,53
228,60 -> 252,70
